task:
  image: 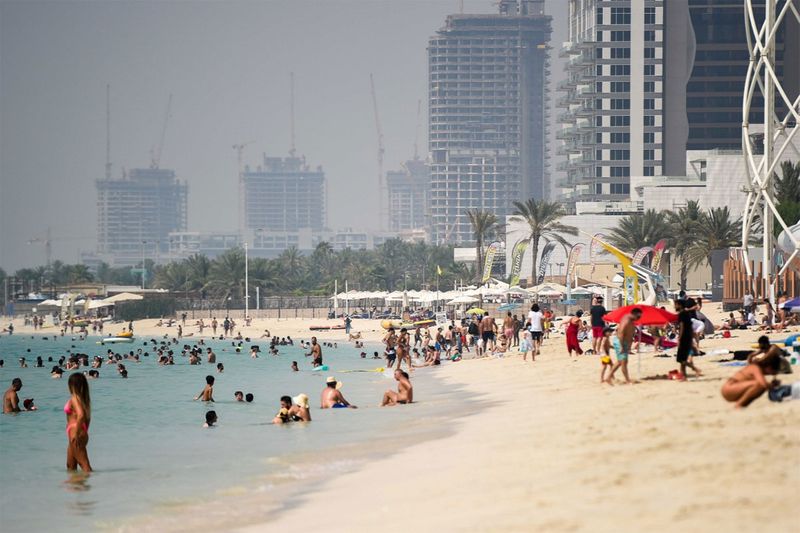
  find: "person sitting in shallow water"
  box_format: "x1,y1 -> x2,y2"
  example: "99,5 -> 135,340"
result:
273,394 -> 311,423
721,336 -> 784,408
320,377 -> 357,409
382,370 -> 413,406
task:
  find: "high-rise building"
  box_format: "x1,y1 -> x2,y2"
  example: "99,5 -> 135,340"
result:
558,1 -> 682,206
95,167 -> 188,266
686,0 -> 800,150
387,158 -> 430,234
558,1 -> 800,206
428,0 -> 551,244
242,155 -> 325,233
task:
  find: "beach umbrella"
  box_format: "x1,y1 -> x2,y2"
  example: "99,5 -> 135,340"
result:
603,304 -> 677,326
781,296 -> 800,309
465,307 -> 486,315
103,292 -> 143,303
447,295 -> 479,305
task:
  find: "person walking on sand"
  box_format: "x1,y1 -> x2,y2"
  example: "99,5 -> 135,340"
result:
608,308 -> 640,384
589,296 -> 607,355
526,303 -> 545,359
674,300 -> 702,379
212,318 -> 218,336
382,369 -> 413,406
480,312 -> 496,353
502,312 -> 515,347
565,310 -> 586,360
64,373 -> 92,472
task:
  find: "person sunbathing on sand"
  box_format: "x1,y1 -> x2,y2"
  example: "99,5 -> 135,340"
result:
382,370 -> 413,406
722,338 -> 783,408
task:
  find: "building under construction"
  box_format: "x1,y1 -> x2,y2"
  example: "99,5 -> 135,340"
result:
387,158 -> 430,235
95,167 -> 188,266
242,155 -> 325,233
428,0 -> 551,244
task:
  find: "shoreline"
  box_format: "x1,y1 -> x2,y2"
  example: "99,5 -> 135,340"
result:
3,306 -> 799,531
236,325 -> 799,532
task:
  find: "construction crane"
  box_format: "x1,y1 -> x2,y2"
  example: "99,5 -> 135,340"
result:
413,99 -> 422,160
105,83 -> 112,179
289,72 -> 296,157
150,94 -> 173,169
27,227 -> 52,267
369,73 -> 386,231
233,141 -> 256,237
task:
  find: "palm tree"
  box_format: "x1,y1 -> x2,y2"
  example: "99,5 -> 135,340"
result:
153,262 -> 190,292
666,200 -> 703,290
510,199 -> 577,284
607,209 -> 670,253
686,207 -> 742,268
775,160 -> 800,204
184,254 -> 211,292
465,209 -> 498,281
204,248 -> 245,300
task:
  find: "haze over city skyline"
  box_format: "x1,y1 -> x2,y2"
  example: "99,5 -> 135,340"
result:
1,0 -> 567,271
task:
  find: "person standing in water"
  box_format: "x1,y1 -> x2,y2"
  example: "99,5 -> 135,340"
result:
3,378 -> 23,413
65,373 -> 92,472
307,337 -> 323,367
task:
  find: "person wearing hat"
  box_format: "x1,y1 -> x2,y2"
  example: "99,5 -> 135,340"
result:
320,377 -> 357,409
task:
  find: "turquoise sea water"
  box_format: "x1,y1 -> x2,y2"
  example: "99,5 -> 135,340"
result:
0,333 -> 464,532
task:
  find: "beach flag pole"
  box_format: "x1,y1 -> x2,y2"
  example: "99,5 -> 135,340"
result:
244,242 -> 249,319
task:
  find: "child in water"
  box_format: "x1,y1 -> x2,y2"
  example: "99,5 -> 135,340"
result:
194,375 -> 215,402
203,410 -> 217,428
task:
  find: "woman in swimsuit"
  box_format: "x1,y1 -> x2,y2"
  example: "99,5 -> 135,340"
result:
721,346 -> 782,408
65,373 -> 92,472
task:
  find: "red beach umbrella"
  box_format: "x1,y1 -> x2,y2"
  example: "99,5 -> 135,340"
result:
603,304 -> 677,326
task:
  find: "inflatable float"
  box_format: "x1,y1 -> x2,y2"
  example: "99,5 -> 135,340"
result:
311,365 -> 330,372
380,319 -> 436,330
97,337 -> 134,344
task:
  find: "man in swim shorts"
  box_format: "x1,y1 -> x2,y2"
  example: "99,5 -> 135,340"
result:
480,312 -> 496,352
608,308 -> 640,384
308,337 -> 323,367
320,377 -> 357,409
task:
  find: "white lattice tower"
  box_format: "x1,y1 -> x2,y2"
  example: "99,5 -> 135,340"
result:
741,0 -> 800,300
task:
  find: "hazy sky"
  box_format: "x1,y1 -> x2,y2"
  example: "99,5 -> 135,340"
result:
0,0 -> 566,271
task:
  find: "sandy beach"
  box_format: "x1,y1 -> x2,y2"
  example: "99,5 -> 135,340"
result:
4,305 -> 799,532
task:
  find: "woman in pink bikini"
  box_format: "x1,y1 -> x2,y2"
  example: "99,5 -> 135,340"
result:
64,373 -> 92,472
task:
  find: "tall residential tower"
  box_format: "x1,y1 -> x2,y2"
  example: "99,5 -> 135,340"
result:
428,0 -> 551,244
95,167 -> 189,266
241,155 -> 325,233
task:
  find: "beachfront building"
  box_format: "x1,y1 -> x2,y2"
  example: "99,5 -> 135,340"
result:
94,167 -> 188,267
557,0 -> 800,207
167,231 -> 243,260
242,155 -> 325,233
686,0 -> 800,150
558,1 -> 680,206
428,0 -> 551,244
387,158 -> 430,235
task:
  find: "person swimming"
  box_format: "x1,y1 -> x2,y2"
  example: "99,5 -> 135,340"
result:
203,410 -> 217,428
